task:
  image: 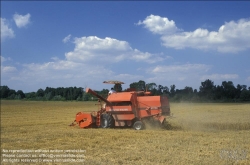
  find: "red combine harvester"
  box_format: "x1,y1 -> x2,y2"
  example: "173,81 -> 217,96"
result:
71,81 -> 170,130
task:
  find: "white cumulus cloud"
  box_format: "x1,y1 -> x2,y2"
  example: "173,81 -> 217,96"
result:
136,14 -> 181,35
13,13 -> 31,28
1,18 -> 15,41
62,34 -> 72,43
150,64 -> 211,74
13,60 -> 115,90
1,56 -> 7,62
138,15 -> 250,53
1,56 -> 16,76
247,77 -> 250,82
1,66 -> 17,73
65,36 -> 165,63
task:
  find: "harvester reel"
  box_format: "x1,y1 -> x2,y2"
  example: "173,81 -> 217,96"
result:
100,113 -> 114,128
133,121 -> 144,130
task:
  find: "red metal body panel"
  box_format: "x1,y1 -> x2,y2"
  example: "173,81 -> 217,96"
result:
106,105 -> 132,112
140,110 -> 162,118
112,114 -> 135,120
107,92 -> 132,102
137,96 -> 161,118
137,96 -> 161,107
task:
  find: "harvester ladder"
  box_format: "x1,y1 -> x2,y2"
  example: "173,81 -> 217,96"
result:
96,111 -> 101,126
96,108 -> 105,126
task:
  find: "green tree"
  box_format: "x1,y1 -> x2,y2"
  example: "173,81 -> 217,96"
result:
114,84 -> 122,92
130,80 -> 146,91
44,87 -> 55,99
8,89 -> 16,98
183,86 -> 193,94
16,90 -> 25,99
0,86 -> 10,98
157,85 -> 163,95
162,86 -> 170,95
199,79 -> 215,100
82,92 -> 92,101
221,81 -> 236,100
25,92 -> 36,99
240,90 -> 250,101
146,83 -> 157,91
214,85 -> 224,100
36,88 -> 44,97
235,84 -> 247,100
146,83 -> 157,95
138,80 -> 146,91
170,84 -> 176,97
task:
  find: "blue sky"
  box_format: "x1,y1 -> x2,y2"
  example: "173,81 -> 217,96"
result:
1,1 -> 250,92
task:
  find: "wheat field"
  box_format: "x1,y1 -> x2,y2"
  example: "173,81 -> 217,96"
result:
1,100 -> 250,164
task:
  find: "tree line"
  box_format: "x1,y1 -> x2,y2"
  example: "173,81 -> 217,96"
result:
128,80 -> 250,102
0,79 -> 250,102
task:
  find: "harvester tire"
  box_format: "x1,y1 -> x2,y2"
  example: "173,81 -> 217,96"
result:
133,121 -> 144,130
100,114 -> 114,128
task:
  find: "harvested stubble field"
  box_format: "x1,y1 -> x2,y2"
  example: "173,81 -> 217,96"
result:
1,100 -> 250,165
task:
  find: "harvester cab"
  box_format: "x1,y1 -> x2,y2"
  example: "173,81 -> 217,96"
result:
70,81 -> 170,130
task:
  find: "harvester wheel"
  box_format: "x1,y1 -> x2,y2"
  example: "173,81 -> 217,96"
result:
133,121 -> 144,130
100,114 -> 114,128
